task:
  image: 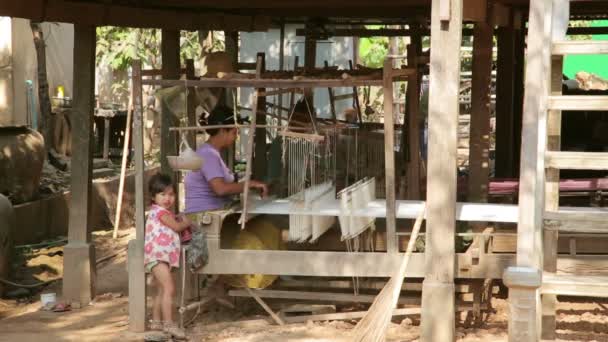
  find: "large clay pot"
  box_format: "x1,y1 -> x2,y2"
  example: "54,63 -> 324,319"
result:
0,194 -> 14,296
0,127 -> 45,204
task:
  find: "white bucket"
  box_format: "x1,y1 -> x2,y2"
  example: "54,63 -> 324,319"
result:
40,292 -> 56,306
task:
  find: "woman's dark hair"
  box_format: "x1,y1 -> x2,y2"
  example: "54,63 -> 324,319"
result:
148,173 -> 173,200
199,105 -> 246,136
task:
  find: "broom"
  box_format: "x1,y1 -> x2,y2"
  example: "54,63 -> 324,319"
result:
351,203 -> 426,342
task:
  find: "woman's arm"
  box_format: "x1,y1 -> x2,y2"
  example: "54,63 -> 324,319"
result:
209,178 -> 268,198
159,214 -> 191,233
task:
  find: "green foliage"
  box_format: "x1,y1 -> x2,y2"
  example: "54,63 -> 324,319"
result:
96,28 -> 208,70
359,36 -> 389,68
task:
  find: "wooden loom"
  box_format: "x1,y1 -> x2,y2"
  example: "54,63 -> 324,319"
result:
133,54 -> 522,329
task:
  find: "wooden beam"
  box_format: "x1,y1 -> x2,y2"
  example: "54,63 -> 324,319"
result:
383,59 -> 398,254
552,41 -> 608,55
142,77 -> 390,88
230,289 -> 419,305
421,0 -> 462,340
545,207 -> 608,223
468,17 -> 493,203
547,95 -> 608,111
494,24 -> 516,178
128,60 -> 147,332
253,53 -> 267,181
202,249 -> 514,278
542,55 -> 563,341
185,59 -> 197,148
542,274 -> 608,298
304,23 -> 317,105
245,288 -> 285,325
283,308 -> 421,323
62,24 -> 96,307
511,0 -> 553,340
545,151 -> 608,170
405,43 -> 422,200
160,29 -> 180,184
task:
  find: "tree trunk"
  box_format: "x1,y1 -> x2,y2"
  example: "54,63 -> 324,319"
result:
31,21 -> 66,170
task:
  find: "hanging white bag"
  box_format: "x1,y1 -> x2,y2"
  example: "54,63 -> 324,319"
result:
167,136 -> 203,171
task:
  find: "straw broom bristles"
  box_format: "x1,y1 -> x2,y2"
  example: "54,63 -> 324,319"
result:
351,204 -> 426,342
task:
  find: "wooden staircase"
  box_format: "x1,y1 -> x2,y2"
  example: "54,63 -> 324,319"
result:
540,26 -> 608,339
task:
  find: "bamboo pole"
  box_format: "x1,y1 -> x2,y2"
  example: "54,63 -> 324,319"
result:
112,92 -> 133,239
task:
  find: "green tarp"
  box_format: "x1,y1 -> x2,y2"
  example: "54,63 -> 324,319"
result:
563,20 -> 608,79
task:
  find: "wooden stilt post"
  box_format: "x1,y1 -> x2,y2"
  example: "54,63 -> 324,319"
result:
224,30 -> 239,170
468,7 -> 493,203
405,43 -> 421,200
541,55 -> 563,341
420,0 -> 463,339
505,0 -> 553,340
160,29 -> 180,180
253,53 -> 267,181
128,60 -> 147,332
63,24 -> 97,307
495,13 -> 516,179
496,9 -> 525,179
383,59 -> 397,254
185,59 -> 197,148
304,24 -> 316,105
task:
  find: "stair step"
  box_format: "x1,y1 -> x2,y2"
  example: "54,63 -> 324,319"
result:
542,274 -> 608,297
545,151 -> 608,170
545,207 -> 608,233
548,95 -> 608,111
552,40 -> 608,55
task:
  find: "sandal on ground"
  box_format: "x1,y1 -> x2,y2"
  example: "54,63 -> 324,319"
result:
149,320 -> 163,331
164,322 -> 187,340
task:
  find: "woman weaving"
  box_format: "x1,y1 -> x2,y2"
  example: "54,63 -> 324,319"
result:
184,105 -> 268,213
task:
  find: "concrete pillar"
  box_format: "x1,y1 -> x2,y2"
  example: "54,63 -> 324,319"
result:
503,267 -> 542,342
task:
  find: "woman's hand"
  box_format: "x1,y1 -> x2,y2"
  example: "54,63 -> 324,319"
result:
249,180 -> 269,198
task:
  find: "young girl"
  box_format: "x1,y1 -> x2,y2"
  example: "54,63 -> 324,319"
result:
145,173 -> 191,338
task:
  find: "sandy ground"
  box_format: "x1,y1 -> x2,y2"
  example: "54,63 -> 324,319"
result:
2,229 -> 608,342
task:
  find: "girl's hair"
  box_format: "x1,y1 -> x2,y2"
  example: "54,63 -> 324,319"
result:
148,173 -> 173,201
199,105 -> 245,136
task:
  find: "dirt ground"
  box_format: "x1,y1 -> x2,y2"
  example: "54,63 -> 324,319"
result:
2,229 -> 608,342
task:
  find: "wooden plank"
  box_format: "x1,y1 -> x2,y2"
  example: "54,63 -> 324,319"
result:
545,207 -> 608,222
558,255 -> 608,276
128,60 -> 147,332
383,59 -> 398,254
160,30 -> 180,184
231,289 -> 419,305
245,288 -> 285,325
547,95 -> 608,111
552,41 -> 608,55
422,0 -> 463,340
542,274 -> 608,297
245,199 -> 518,222
283,308 -> 421,323
545,151 -> 608,170
542,55 -> 563,340
546,220 -> 608,233
332,93 -> 356,101
202,248 -> 514,278
468,18 -> 493,203
141,77 -> 386,88
279,279 -> 476,293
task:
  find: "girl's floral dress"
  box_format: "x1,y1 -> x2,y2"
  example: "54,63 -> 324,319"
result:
144,204 -> 181,270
